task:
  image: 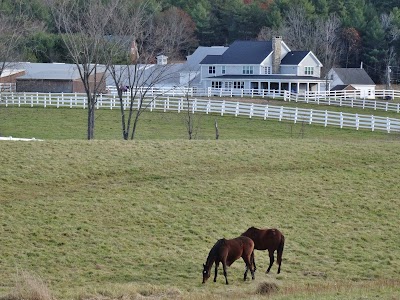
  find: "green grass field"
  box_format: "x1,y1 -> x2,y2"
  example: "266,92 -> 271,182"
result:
0,105 -> 399,300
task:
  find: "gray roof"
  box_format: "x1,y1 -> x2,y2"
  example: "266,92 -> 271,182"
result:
281,51 -> 309,65
330,84 -> 352,91
332,68 -> 375,85
185,46 -> 228,70
200,40 -> 273,65
14,62 -> 106,81
107,63 -> 185,87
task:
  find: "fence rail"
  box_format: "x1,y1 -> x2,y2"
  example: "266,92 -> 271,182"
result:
1,92 -> 400,133
282,90 -> 400,113
106,86 -> 400,113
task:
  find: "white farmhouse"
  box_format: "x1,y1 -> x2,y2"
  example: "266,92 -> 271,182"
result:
198,37 -> 325,93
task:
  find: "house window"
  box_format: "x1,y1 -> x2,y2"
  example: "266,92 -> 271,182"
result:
263,66 -> 271,74
305,66 -> 314,75
212,81 -> 222,88
224,82 -> 232,89
221,66 -> 226,74
233,81 -> 244,89
209,66 -> 216,74
243,66 -> 254,75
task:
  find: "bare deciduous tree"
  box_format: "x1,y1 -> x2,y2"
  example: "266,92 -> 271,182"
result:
257,5 -> 341,78
106,1 -> 198,140
49,0 -> 120,140
0,2 -> 39,92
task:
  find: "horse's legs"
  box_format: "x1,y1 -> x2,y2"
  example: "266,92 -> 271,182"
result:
213,261 -> 219,282
266,250 -> 275,273
277,249 -> 283,274
252,250 -> 257,272
277,237 -> 284,274
243,253 -> 255,281
222,261 -> 228,284
250,251 -> 255,279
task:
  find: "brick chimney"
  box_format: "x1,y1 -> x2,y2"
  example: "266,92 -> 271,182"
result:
272,36 -> 282,74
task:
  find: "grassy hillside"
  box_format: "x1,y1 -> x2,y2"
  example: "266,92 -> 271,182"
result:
0,107 -> 398,140
0,106 -> 399,299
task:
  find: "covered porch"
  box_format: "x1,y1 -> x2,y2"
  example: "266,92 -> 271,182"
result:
207,74 -> 328,93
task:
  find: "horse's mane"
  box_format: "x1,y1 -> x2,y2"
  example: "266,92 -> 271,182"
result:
206,238 -> 226,265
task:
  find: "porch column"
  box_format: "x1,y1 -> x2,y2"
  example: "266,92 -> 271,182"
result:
278,82 -> 281,91
307,82 -> 310,91
297,82 -> 300,93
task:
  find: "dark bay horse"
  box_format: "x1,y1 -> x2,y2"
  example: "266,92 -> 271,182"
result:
202,236 -> 255,284
241,227 -> 285,274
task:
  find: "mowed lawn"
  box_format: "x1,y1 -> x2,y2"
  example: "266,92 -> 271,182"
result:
0,106 -> 400,299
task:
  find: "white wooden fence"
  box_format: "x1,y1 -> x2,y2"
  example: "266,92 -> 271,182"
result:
106,86 -> 400,113
282,90 -> 400,113
1,92 -> 400,133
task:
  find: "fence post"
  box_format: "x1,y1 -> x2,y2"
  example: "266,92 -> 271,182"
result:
264,105 -> 269,120
355,114 -> 359,130
192,99 -> 196,114
371,115 -> 375,131
309,109 -> 313,124
221,101 -> 225,116
235,102 -> 239,117
294,107 -> 298,123
324,110 -> 328,127
279,106 -> 284,121
249,104 -> 254,118
340,112 -> 343,128
386,117 -> 391,133
206,100 -> 210,114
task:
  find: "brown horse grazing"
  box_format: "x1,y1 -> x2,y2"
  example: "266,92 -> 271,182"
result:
202,236 -> 255,285
241,227 -> 285,274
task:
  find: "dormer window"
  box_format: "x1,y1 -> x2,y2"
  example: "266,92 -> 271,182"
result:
243,66 -> 254,75
263,66 -> 271,74
305,66 -> 314,75
209,66 -> 216,74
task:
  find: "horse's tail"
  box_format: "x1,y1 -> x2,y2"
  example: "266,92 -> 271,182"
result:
277,234 -> 285,273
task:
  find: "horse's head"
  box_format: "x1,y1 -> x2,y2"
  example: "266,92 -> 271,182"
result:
202,263 -> 210,283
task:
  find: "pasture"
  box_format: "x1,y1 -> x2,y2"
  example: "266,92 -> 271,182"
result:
0,106 -> 400,299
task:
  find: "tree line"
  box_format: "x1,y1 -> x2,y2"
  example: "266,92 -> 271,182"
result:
1,0 -> 399,83
0,0 -> 399,140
